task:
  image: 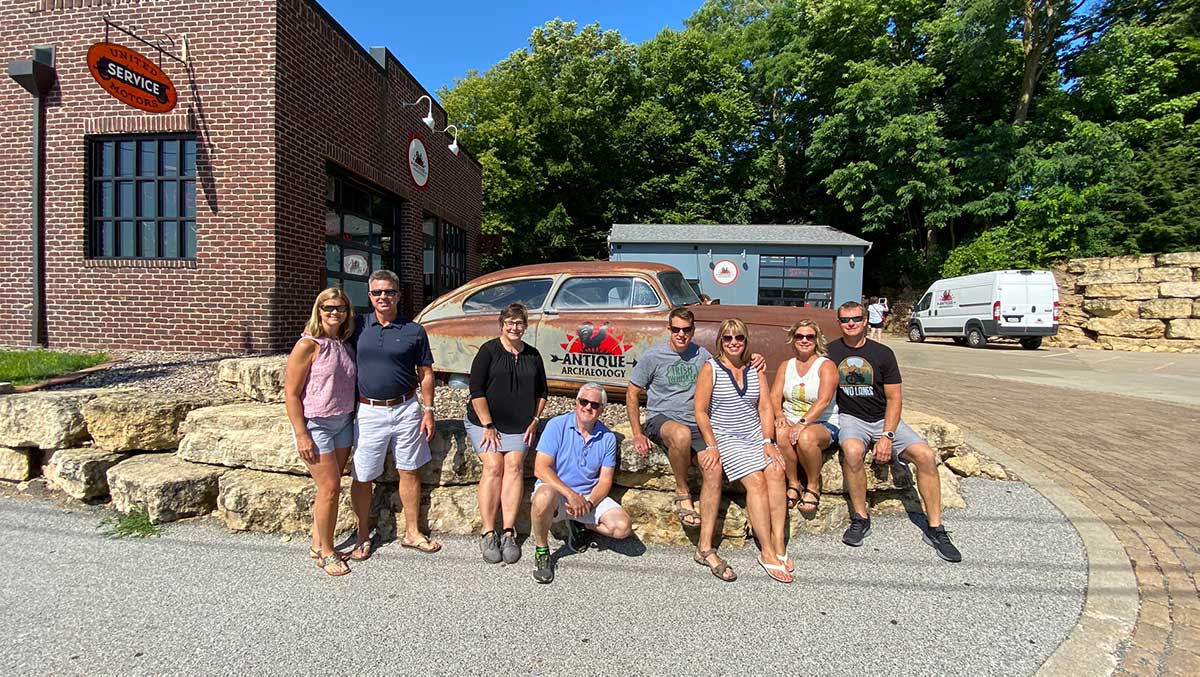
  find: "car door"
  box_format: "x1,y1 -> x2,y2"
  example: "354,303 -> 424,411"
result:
535,274 -> 668,389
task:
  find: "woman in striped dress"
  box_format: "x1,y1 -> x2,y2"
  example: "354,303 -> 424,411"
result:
695,319 -> 793,584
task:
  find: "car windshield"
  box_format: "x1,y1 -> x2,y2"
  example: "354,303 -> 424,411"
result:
657,272 -> 700,306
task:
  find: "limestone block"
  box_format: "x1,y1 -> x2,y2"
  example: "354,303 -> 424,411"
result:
819,452 -> 915,494
1083,283 -> 1159,300
178,404 -> 303,474
0,446 -> 34,481
1157,252 -> 1200,267
50,448 -> 130,500
945,453 -> 981,477
217,356 -> 286,403
1076,269 -> 1138,285
368,483 -> 532,542
83,391 -> 223,452
217,469 -> 355,535
1046,326 -> 1095,348
1196,300 -> 1200,318
931,465 -> 967,510
0,388 -> 114,449
107,454 -> 225,523
1139,298 -> 1193,320
417,420 -> 486,486
1085,318 -> 1165,339
906,410 -> 966,453
791,495 -> 851,536
1067,255 -> 1155,273
1082,298 -> 1138,318
615,487 -> 748,547
980,463 -> 1008,480
1167,319 -> 1200,340
1139,267 -> 1193,283
1160,282 -> 1200,299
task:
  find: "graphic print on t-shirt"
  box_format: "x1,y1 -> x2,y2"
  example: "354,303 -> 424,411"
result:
788,384 -> 808,414
836,356 -> 876,397
665,359 -> 699,388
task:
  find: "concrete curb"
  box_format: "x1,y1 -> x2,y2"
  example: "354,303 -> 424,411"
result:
966,433 -> 1138,677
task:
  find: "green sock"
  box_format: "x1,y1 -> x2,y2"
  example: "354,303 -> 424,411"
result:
536,546 -> 549,555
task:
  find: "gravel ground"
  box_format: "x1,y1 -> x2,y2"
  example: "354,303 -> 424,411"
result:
53,350 -> 240,399
0,478 -> 1085,675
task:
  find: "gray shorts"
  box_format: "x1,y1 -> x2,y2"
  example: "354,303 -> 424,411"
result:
353,398 -> 431,481
293,413 -> 354,455
836,414 -> 926,462
643,414 -> 706,453
464,419 -> 530,454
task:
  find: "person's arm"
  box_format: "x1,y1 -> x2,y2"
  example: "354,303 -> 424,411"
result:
873,382 -> 903,463
534,452 -> 590,516
588,465 -> 616,506
802,359 -> 839,423
284,339 -> 320,464
468,345 -> 501,452
749,352 -> 766,373
418,365 -> 436,441
769,362 -> 790,434
626,382 -> 651,456
693,362 -> 720,471
758,369 -> 784,467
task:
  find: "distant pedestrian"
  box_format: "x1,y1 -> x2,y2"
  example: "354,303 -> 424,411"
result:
466,303 -> 548,565
867,297 -> 888,340
284,288 -> 356,576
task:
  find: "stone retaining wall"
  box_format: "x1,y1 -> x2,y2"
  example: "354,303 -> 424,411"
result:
1051,252 -> 1200,352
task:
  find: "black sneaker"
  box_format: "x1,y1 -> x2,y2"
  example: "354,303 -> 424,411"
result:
532,549 -> 554,584
842,515 -> 871,547
565,520 -> 591,553
924,525 -> 962,562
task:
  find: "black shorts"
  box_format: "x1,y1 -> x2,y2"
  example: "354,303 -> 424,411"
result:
868,321 -> 884,329
643,414 -> 706,453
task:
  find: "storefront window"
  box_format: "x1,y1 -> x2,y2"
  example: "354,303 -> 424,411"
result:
423,217 -> 437,304
440,223 -> 466,294
88,134 -> 197,258
758,255 -> 835,307
326,172 -> 400,312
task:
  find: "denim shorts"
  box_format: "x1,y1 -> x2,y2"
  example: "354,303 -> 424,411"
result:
464,419 -> 530,454
293,412 -> 354,455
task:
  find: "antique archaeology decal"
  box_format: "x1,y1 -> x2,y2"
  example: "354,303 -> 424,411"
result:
936,290 -> 955,307
408,135 -> 429,189
712,259 -> 739,286
551,321 -> 637,378
87,43 -> 177,114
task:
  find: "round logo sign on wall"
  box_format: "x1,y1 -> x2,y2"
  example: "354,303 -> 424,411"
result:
408,135 -> 429,190
712,259 -> 739,286
87,42 -> 177,114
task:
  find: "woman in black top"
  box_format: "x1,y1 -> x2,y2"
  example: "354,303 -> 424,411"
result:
465,302 -> 548,565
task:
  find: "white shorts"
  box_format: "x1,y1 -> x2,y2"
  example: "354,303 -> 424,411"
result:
352,398 -> 431,481
534,483 -> 621,526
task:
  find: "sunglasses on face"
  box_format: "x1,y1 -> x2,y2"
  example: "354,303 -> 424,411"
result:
838,316 -> 864,324
721,334 -> 746,344
794,333 -> 817,342
319,305 -> 348,314
668,325 -> 695,334
577,398 -> 603,411
368,289 -> 399,298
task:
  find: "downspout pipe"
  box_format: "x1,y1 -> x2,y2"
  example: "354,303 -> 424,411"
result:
7,57 -> 56,346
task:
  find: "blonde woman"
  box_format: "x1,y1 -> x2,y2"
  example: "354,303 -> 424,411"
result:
284,288 -> 357,577
770,319 -> 839,516
695,319 -> 792,584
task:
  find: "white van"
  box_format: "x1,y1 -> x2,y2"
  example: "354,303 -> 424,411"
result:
907,270 -> 1059,349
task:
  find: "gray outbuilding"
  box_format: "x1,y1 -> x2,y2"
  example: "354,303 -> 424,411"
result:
608,224 -> 871,308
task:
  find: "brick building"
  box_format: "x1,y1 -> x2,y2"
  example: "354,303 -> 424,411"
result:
1,0 -> 482,353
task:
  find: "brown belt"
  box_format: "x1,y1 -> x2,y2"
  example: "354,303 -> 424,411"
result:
358,390 -> 417,407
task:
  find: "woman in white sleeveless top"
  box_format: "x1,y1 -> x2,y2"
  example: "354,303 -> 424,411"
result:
770,319 -> 839,517
695,319 -> 793,584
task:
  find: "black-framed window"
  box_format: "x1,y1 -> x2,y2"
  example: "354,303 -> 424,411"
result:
325,172 -> 400,311
423,216 -> 437,304
422,216 -> 468,305
88,135 -> 196,259
758,255 -> 835,307
440,222 -> 466,293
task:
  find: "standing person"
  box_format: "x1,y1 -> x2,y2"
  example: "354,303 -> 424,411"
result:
529,383 -> 634,584
695,319 -> 792,584
769,319 -> 839,516
867,297 -> 888,341
465,303 -> 548,565
348,270 -> 441,561
828,301 -> 962,562
284,288 -> 357,577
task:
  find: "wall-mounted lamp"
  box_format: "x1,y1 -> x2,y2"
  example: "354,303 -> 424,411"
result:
849,253 -> 856,267
706,249 -> 714,268
440,124 -> 459,155
402,94 -> 435,131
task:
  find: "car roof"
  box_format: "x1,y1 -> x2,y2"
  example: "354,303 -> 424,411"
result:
467,261 -> 680,287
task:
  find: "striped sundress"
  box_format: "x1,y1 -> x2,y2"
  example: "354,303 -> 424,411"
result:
707,358 -> 769,482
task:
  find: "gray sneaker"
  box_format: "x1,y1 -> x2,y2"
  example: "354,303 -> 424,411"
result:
480,531 -> 502,564
500,531 -> 521,564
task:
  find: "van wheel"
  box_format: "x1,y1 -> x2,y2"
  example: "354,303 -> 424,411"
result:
1020,337 -> 1043,350
966,327 -> 988,348
907,324 -> 925,343
952,337 -> 966,345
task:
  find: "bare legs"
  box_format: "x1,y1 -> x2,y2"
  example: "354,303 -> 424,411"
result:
306,447 -> 350,557
840,439 -> 942,526
478,450 -> 527,534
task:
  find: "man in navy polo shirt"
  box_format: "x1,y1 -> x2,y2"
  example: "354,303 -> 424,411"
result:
347,270 -> 441,561
529,382 -> 633,583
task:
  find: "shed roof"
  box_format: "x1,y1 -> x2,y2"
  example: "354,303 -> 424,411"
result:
609,224 -> 871,248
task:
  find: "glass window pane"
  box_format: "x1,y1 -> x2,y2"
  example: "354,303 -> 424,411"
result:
140,220 -> 157,257
119,220 -> 135,257
161,140 -> 179,175
162,221 -> 178,257
552,276 -> 634,309
138,141 -> 156,176
784,278 -> 806,289
98,141 -> 114,176
182,181 -> 195,217
344,214 -> 371,247
117,141 -> 135,175
325,209 -> 341,236
97,182 -> 114,217
325,243 -> 340,272
811,257 -> 833,266
372,253 -> 382,271
161,183 -> 178,217
183,221 -> 196,257
325,175 -> 337,202
344,280 -> 368,307
117,181 -> 134,217
182,140 -> 196,176
342,249 -> 370,277
326,276 -> 338,290
101,222 -> 115,257
138,181 -> 155,217
464,279 -> 553,312
632,280 -> 660,307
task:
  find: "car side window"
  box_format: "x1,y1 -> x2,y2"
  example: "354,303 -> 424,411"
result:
631,279 -> 660,307
915,293 -> 932,312
462,278 -> 553,313
552,276 -> 638,310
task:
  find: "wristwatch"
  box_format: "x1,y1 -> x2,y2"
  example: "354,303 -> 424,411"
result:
883,430 -> 896,441
484,422 -> 496,430
421,404 -> 435,413
798,417 -> 808,425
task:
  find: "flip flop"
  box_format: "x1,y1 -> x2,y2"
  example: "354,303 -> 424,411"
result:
348,539 -> 374,562
401,535 -> 443,554
758,557 -> 793,584
317,553 -> 351,577
694,548 -> 737,582
673,495 -> 702,528
777,552 -> 795,574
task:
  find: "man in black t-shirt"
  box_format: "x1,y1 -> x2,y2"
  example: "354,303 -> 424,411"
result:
827,301 -> 962,562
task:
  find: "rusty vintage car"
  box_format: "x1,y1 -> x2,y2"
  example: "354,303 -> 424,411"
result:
415,261 -> 842,396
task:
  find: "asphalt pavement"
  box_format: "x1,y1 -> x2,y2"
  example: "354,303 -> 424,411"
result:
1,477 -> 1085,676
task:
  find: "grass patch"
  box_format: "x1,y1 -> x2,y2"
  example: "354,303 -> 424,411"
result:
98,506 -> 162,539
0,349 -> 108,386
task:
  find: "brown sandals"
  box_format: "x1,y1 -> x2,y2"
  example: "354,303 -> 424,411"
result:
673,496 -> 702,528
694,548 -> 737,582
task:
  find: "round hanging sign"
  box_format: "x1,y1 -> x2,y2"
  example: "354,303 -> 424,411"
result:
87,42 -> 177,114
408,134 -> 429,190
712,259 -> 739,286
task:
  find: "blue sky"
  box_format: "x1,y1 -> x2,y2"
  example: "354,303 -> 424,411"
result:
319,0 -> 705,98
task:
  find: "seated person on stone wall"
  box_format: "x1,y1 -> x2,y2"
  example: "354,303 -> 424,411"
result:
827,301 -> 962,562
529,382 -> 633,584
284,287 -> 357,577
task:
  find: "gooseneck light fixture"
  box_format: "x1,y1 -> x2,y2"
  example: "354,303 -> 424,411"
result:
440,124 -> 459,156
402,94 -> 436,131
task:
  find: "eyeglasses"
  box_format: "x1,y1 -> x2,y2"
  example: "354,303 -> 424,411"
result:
368,289 -> 399,298
502,320 -> 526,328
577,398 -> 603,411
838,316 -> 864,324
668,325 -> 694,334
320,305 -> 348,314
721,334 -> 746,343
794,333 -> 817,342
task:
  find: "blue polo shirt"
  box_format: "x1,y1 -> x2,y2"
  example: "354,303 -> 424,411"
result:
535,412 -> 617,495
353,313 -> 434,400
